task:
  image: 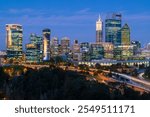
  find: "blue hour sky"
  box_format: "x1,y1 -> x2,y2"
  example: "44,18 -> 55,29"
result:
0,0 -> 150,50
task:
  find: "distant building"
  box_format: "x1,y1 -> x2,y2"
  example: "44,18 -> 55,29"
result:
72,40 -> 80,53
105,13 -> 122,45
147,43 -> 150,50
60,37 -> 70,55
121,24 -> 130,45
25,34 -> 43,63
90,43 -> 104,60
50,37 -> 59,57
43,29 -> 51,61
96,15 -> 103,43
6,24 -> 23,59
26,44 -> 39,63
141,49 -> 150,59
72,40 -> 81,61
80,42 -> 90,61
101,42 -> 114,59
131,40 -> 141,55
0,51 -> 7,66
114,45 -> 134,60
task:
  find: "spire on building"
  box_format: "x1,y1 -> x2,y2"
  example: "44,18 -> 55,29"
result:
98,14 -> 102,22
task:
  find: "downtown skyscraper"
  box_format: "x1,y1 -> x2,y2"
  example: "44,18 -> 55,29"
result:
96,15 -> 103,43
105,13 -> 122,45
120,24 -> 130,45
6,24 -> 23,59
43,29 -> 51,61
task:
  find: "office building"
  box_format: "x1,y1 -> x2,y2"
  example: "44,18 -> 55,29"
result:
90,43 -> 104,60
50,37 -> 59,57
60,37 -> 70,55
101,42 -> 114,59
114,45 -> 134,60
72,40 -> 82,61
26,34 -> 43,63
26,44 -> 39,63
80,42 -> 90,61
131,41 -> 141,55
6,24 -> 23,59
105,13 -> 122,45
96,15 -> 103,43
121,24 -> 130,45
72,40 -> 80,53
43,29 -> 51,61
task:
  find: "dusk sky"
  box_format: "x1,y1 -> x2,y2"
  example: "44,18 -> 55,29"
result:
0,0 -> 150,50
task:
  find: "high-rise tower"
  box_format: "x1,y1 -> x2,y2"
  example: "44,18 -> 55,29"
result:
43,29 -> 51,61
105,13 -> 122,45
96,15 -> 103,43
6,24 -> 23,58
121,24 -> 130,45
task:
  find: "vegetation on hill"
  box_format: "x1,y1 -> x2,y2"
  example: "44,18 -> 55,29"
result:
0,66 -> 150,100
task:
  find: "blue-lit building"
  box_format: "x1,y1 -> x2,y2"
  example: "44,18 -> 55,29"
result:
80,42 -> 90,61
26,34 -> 43,63
6,24 -> 23,59
26,44 -> 39,63
90,43 -> 104,60
105,13 -> 122,46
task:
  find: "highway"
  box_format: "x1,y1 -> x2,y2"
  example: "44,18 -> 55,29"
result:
111,72 -> 150,92
22,64 -> 150,92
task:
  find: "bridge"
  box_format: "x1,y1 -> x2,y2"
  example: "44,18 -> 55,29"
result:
78,59 -> 150,67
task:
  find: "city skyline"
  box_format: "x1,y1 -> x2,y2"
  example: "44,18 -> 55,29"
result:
0,0 -> 150,50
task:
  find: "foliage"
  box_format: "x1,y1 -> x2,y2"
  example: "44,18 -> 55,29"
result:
0,66 -> 150,100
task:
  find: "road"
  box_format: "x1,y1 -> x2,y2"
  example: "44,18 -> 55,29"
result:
22,64 -> 150,92
111,72 -> 150,92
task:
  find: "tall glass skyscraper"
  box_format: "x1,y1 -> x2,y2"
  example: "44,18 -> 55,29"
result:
50,37 -> 59,57
43,29 -> 51,61
121,24 -> 130,45
96,15 -> 103,43
26,34 -> 43,63
61,37 -> 70,54
105,13 -> 122,45
6,24 -> 23,58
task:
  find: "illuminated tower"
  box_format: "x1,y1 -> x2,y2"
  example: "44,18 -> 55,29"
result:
61,37 -> 70,54
26,33 -> 43,63
6,24 -> 23,58
105,13 -> 122,45
43,29 -> 51,61
121,24 -> 130,45
96,15 -> 103,43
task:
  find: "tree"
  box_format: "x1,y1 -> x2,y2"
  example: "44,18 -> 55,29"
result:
95,63 -> 102,69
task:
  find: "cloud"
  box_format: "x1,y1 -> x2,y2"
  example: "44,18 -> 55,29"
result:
0,8 -> 99,27
8,8 -> 33,14
76,8 -> 91,14
124,13 -> 150,21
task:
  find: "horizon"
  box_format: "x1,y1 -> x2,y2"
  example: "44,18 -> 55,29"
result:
0,0 -> 150,50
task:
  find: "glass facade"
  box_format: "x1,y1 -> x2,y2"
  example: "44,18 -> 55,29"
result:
114,45 -> 134,60
80,42 -> 90,61
6,24 -> 23,59
43,29 -> 51,61
26,34 -> 43,63
50,37 -> 59,57
121,24 -> 130,45
60,37 -> 70,55
105,14 -> 122,46
90,43 -> 104,60
26,44 -> 39,63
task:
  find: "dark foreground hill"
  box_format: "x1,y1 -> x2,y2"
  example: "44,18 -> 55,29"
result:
0,66 -> 150,100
